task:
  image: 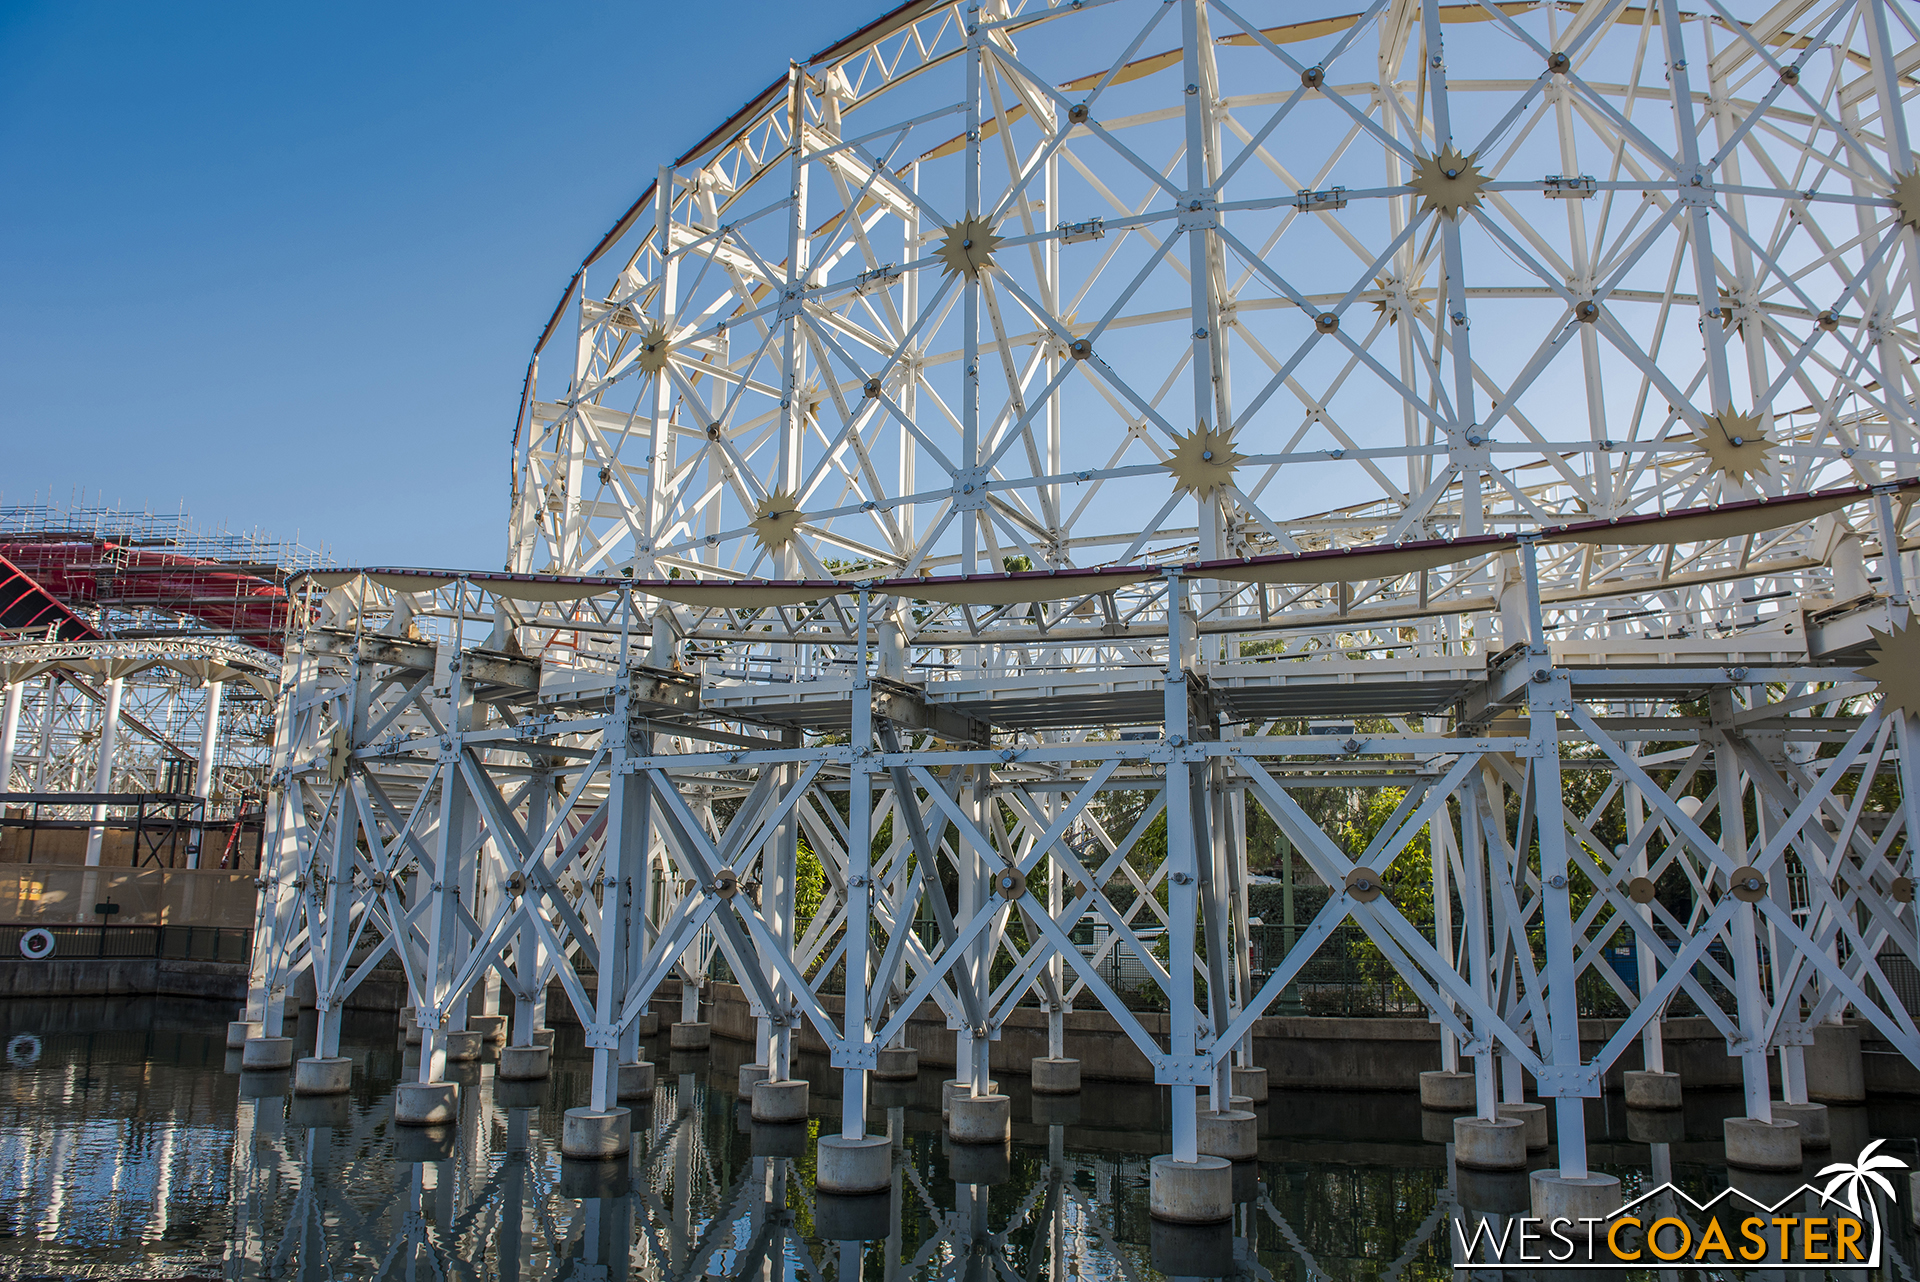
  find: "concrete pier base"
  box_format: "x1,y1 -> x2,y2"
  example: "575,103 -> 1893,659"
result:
875,1046 -> 919,1079
404,1022 -> 422,1046
1031,1056 -> 1081,1094
751,1079 -> 809,1124
394,1082 -> 460,1127
227,1020 -> 262,1049
1772,1102 -> 1830,1149
669,1022 -> 711,1050
1196,1109 -> 1257,1161
468,1014 -> 508,1044
497,1045 -> 551,1080
942,1079 -> 998,1115
1497,1101 -> 1549,1150
293,1056 -> 352,1096
617,1061 -> 657,1101
947,1093 -> 1012,1144
560,1107 -> 632,1159
531,1028 -> 555,1048
443,1030 -> 483,1062
1623,1069 -> 1683,1111
633,1012 -> 660,1038
737,1063 -> 770,1100
1418,1070 -> 1475,1111
1529,1171 -> 1623,1222
1725,1117 -> 1803,1170
817,1134 -> 892,1195
1231,1065 -> 1269,1103
242,1036 -> 294,1070
1454,1116 -> 1527,1171
1149,1155 -> 1232,1224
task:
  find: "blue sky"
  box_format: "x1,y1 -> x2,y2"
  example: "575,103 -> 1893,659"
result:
0,1 -> 879,567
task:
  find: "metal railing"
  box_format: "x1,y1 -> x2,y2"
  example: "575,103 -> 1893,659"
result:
0,923 -> 252,963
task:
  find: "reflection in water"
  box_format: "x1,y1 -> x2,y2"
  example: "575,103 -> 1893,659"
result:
0,999 -> 1916,1279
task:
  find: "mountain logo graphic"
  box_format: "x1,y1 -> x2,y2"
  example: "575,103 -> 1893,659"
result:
1453,1140 -> 1907,1269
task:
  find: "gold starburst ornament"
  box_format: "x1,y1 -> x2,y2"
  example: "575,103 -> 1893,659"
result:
1408,145 -> 1490,219
1692,407 -> 1773,485
1891,169 -> 1920,230
1861,617 -> 1920,717
637,321 -> 673,376
936,215 -> 1003,278
1163,426 -> 1246,500
750,490 -> 806,551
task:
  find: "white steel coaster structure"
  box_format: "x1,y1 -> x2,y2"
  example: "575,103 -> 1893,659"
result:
0,638 -> 277,866
248,0 -> 1920,1220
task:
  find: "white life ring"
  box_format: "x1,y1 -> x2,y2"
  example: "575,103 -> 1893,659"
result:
6,1033 -> 40,1066
18,929 -> 55,961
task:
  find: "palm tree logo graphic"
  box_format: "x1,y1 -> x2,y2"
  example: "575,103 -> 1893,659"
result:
1816,1138 -> 1905,1250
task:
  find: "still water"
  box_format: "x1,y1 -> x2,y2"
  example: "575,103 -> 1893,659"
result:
1,998 -> 1917,1280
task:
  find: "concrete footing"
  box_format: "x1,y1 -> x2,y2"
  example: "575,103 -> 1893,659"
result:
293,1056 -> 352,1096
227,1020 -> 262,1049
947,1093 -> 1012,1144
468,1014 -> 508,1044
738,1063 -> 770,1100
531,1028 -> 555,1048
875,1046 -> 919,1079
751,1079 -> 810,1124
242,1036 -> 295,1070
1497,1101 -> 1549,1150
670,1022 -> 710,1050
560,1106 -> 632,1159
404,1022 -> 423,1046
633,1012 -> 660,1038
1623,1069 -> 1683,1111
1418,1070 -> 1475,1111
817,1134 -> 892,1195
1031,1056 -> 1081,1094
1530,1171 -> 1622,1223
1231,1065 -> 1269,1103
1772,1102 -> 1830,1149
1454,1116 -> 1528,1171
394,1082 -> 460,1126
1196,1109 -> 1257,1161
498,1045 -> 551,1080
1149,1155 -> 1232,1224
1725,1117 -> 1803,1171
942,1078 -> 998,1115
443,1030 -> 483,1062
617,1061 -> 657,1100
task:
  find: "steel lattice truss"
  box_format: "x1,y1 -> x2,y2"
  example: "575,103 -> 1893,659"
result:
245,0 -> 1920,1186
513,0 -> 1920,607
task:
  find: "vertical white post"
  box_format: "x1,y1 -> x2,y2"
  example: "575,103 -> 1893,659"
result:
1164,571 -> 1200,1163
85,676 -> 124,866
188,680 -> 223,868
843,589 -> 875,1139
